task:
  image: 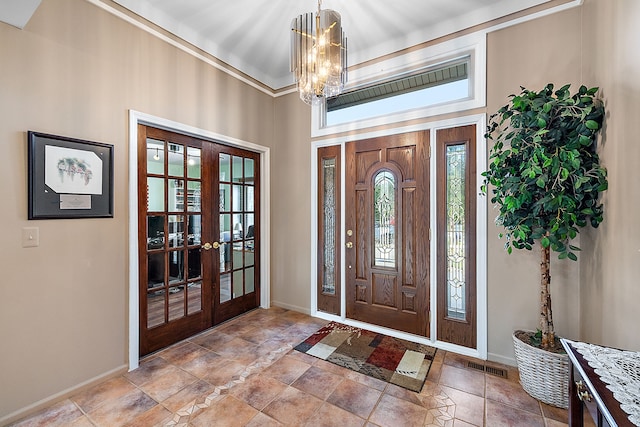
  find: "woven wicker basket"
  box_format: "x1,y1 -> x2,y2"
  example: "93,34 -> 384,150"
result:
512,330 -> 570,408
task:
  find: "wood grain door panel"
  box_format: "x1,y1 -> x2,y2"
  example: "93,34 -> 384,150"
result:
345,131 -> 430,336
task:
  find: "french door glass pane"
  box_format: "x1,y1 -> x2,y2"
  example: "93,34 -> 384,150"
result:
147,139 -> 164,174
147,290 -> 165,328
220,184 -> 231,211
169,179 -> 183,212
168,251 -> 184,285
147,177 -> 164,212
220,153 -> 230,181
187,147 -> 201,179
245,267 -> 255,293
446,144 -> 466,319
373,170 -> 396,268
148,252 -> 164,288
188,215 -> 201,245
188,248 -> 201,279
220,273 -> 231,303
232,156 -> 243,183
168,215 -> 184,248
147,215 -> 165,250
187,281 -> 202,314
233,270 -> 243,298
168,285 -> 185,321
187,181 -> 201,212
168,144 -> 184,177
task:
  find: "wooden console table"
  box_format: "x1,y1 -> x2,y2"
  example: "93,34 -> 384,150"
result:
561,339 -> 639,427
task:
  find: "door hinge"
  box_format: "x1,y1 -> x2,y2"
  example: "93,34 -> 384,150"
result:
429,228 -> 431,241
428,145 -> 431,158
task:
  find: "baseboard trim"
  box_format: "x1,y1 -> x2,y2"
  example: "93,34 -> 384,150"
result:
0,364 -> 128,426
487,352 -> 517,367
270,300 -> 310,315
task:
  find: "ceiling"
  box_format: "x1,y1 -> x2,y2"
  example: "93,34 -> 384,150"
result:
2,0 -> 551,90
110,0 -> 552,90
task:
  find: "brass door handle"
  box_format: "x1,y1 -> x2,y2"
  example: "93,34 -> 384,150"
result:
202,242 -> 221,250
346,242 -> 353,248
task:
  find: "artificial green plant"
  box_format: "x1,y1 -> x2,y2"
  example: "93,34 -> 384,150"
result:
482,83 -> 607,350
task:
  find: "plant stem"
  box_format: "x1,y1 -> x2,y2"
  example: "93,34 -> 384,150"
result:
540,243 -> 555,349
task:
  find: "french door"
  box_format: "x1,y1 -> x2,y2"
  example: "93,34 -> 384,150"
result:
138,125 -> 260,356
345,131 -> 430,336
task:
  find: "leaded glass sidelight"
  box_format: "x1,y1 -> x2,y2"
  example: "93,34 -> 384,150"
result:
445,144 -> 466,319
373,170 -> 396,268
322,158 -> 337,295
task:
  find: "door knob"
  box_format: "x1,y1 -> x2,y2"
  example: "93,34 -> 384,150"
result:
202,242 -> 221,250
346,241 -> 353,248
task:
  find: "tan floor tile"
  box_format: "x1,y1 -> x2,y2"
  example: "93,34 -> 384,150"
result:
343,369 -> 388,391
485,399 -> 545,427
212,337 -> 258,358
203,360 -> 247,386
86,388 -> 157,426
122,403 -> 173,426
383,383 -> 424,406
10,309 -> 570,427
439,365 -> 485,397
124,356 -> 168,386
326,378 -> 383,419
441,386 -> 485,426
304,402 -> 366,427
427,361 -> 443,382
292,365 -> 344,399
191,395 -> 258,427
369,393 -> 427,427
10,399 -> 85,427
425,406 -> 455,427
540,402 -> 568,423
177,349 -> 229,378
262,354 -> 311,384
485,374 -> 541,414
137,364 -> 198,402
190,329 -> 235,351
156,341 -> 210,366
262,386 -> 324,425
161,379 -> 216,412
230,374 -> 288,411
71,376 -> 137,413
240,325 -> 282,344
245,412 -> 283,427
545,419 -> 569,427
288,349 -> 322,365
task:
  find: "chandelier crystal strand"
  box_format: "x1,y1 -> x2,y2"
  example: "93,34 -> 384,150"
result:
290,0 -> 347,105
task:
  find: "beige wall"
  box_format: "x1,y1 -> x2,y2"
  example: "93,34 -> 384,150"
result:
270,94 -> 313,312
2,0 -> 639,421
580,0 -> 640,351
0,0 -> 274,420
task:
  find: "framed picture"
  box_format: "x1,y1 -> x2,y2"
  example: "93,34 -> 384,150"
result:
28,131 -> 114,219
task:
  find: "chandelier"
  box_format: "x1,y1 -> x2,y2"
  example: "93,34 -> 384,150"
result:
290,0 -> 348,105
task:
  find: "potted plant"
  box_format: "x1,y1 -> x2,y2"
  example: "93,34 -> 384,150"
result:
482,83 -> 607,408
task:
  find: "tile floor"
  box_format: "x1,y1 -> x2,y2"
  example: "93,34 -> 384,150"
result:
10,307 -> 596,427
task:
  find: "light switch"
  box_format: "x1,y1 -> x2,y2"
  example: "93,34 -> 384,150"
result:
22,227 -> 39,248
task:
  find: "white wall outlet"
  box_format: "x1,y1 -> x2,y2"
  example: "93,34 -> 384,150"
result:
22,227 -> 39,248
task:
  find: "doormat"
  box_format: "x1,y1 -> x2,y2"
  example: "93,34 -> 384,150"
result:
294,321 -> 436,392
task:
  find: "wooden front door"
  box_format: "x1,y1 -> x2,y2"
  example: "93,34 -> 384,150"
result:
138,125 -> 260,356
345,131 -> 430,336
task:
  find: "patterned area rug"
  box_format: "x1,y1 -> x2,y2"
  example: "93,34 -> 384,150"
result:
294,321 -> 437,392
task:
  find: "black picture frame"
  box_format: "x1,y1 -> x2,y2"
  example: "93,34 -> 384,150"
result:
28,131 -> 114,219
